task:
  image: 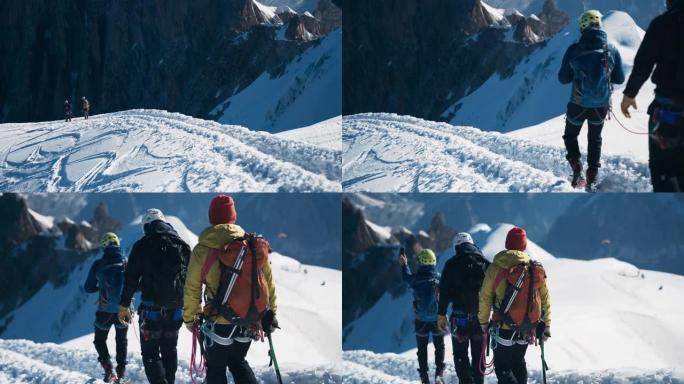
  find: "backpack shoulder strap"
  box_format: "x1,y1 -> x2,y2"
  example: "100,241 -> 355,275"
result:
492,268 -> 509,296
201,248 -> 220,284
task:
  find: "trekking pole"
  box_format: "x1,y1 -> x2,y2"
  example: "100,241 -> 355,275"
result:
540,339 -> 549,384
267,331 -> 283,384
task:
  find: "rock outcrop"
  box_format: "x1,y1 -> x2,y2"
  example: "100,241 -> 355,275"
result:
343,0 -> 569,119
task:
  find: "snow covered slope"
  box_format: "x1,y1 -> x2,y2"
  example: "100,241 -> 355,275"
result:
447,12 -> 654,152
276,115 -> 342,150
343,223 -> 684,382
0,109 -> 340,192
447,11 -> 651,159
210,29 -> 341,133
342,113 -> 650,192
0,216 -> 342,383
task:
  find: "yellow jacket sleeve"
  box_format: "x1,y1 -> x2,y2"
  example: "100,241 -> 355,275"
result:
263,260 -> 278,313
478,264 -> 499,325
183,245 -> 206,323
539,280 -> 551,327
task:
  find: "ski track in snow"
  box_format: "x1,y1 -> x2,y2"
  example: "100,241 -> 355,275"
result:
0,110 -> 340,192
0,339 -> 342,384
341,350 -> 683,384
343,114 -> 651,192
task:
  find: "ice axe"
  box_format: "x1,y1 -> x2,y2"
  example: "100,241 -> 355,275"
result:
267,331 -> 283,384
540,338 -> 549,384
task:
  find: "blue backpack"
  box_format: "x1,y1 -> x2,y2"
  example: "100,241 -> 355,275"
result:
412,275 -> 440,322
96,260 -> 126,313
570,43 -> 615,107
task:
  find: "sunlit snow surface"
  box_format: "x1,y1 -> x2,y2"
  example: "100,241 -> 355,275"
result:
0,109 -> 340,192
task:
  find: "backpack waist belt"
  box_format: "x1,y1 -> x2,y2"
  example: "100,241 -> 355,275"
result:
490,327 -> 528,348
201,322 -> 251,347
142,307 -> 183,321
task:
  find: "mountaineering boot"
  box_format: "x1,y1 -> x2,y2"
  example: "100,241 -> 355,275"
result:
418,369 -> 430,384
100,360 -> 117,383
115,365 -> 126,383
568,158 -> 586,188
586,166 -> 599,192
435,368 -> 445,384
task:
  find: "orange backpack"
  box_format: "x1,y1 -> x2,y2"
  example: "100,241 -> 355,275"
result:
492,260 -> 546,332
202,233 -> 270,326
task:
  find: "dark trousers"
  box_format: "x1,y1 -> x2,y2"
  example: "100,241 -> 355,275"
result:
139,308 -> 183,384
415,320 -> 446,375
451,315 -> 483,384
205,324 -> 258,384
493,329 -> 529,384
648,116 -> 684,192
563,102 -> 608,168
94,311 -> 128,367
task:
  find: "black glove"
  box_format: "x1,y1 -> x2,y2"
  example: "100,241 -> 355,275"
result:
536,321 -> 550,341
261,309 -> 279,334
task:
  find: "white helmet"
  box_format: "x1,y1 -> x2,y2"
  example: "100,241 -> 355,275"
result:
142,208 -> 165,226
452,232 -> 474,249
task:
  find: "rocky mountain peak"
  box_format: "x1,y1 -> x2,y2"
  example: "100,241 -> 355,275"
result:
0,194 -> 43,248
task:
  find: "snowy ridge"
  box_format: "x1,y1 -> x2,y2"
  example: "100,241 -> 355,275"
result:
342,113 -> 650,192
343,223 -> 684,383
0,339 -> 342,384
275,116 -> 342,150
342,350 -> 682,384
0,109 -> 340,192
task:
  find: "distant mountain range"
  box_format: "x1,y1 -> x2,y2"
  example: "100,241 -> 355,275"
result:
0,0 -> 340,132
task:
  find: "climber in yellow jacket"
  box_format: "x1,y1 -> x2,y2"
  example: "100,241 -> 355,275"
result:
478,227 -> 551,384
183,195 -> 277,384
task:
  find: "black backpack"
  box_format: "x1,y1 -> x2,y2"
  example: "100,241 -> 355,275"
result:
459,251 -> 489,292
146,233 -> 191,307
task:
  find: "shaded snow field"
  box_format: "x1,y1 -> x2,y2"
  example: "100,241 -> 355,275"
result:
0,109 -> 340,192
343,223 -> 684,383
343,12 -> 654,193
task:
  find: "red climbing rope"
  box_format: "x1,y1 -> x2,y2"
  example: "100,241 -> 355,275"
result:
609,110 -> 649,135
479,333 -> 495,375
190,322 -> 206,384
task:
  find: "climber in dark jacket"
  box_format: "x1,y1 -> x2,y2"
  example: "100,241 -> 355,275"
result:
437,233 -> 490,384
84,232 -> 128,383
118,208 -> 191,384
621,0 -> 684,192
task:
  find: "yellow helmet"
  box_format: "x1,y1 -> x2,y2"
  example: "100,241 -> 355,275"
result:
417,249 -> 437,266
580,10 -> 602,31
101,232 -> 120,248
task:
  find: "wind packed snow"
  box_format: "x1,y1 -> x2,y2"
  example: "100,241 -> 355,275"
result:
0,109 -> 340,192
343,223 -> 684,383
276,116 -> 342,150
342,113 -> 650,192
0,216 -> 342,383
211,29 -> 341,133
